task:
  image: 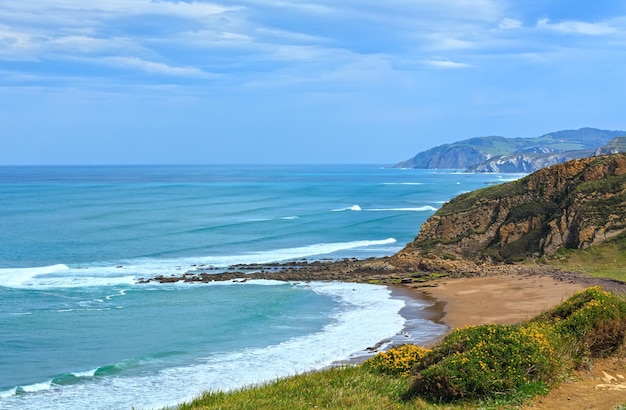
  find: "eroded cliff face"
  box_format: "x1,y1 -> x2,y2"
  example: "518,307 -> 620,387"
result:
395,154 -> 626,266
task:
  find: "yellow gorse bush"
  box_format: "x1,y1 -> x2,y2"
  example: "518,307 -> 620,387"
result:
362,344 -> 431,377
519,322 -> 554,355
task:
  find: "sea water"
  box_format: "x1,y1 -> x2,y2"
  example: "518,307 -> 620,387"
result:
0,165 -> 523,409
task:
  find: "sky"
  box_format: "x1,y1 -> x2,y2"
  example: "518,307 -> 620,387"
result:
1,1 -> 626,165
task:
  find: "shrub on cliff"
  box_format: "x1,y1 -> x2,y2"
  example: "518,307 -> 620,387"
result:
533,286 -> 626,361
362,344 -> 430,377
402,323 -> 561,402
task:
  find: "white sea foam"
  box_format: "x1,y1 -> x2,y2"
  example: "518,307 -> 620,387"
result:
0,264 -> 70,288
248,215 -> 299,222
19,381 -> 52,393
332,205 -> 362,212
73,369 -> 98,378
0,282 -> 408,410
104,289 -> 127,300
494,174 -> 527,182
0,267 -> 136,289
0,239 -> 397,289
135,238 -> 398,274
333,205 -> 437,213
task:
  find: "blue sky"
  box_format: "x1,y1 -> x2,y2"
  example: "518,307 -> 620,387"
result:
1,1 -> 625,165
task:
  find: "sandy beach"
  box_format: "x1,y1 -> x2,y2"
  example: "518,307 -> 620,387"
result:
404,272 -> 588,331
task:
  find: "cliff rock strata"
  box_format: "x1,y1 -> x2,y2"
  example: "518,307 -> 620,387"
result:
394,154 -> 626,267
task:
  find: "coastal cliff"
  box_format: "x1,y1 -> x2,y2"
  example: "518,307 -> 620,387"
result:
395,128 -> 626,172
395,154 -> 626,267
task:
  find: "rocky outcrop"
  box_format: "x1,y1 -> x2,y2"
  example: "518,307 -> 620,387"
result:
395,144 -> 489,169
396,154 -> 626,264
467,150 -> 592,173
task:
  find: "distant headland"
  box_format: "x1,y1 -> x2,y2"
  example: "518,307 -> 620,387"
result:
395,127 -> 626,173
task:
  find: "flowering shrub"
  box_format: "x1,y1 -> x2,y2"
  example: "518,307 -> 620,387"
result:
362,344 -> 430,377
535,286 -> 626,359
405,323 -> 561,401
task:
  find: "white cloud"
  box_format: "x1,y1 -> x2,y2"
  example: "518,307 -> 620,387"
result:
49,35 -> 134,54
537,18 -> 617,35
102,56 -> 211,77
0,25 -> 34,58
427,34 -> 474,50
255,27 -> 328,44
219,32 -> 253,42
2,0 -> 623,93
422,59 -> 473,69
240,0 -> 335,15
268,45 -> 331,61
0,1 -> 237,31
499,18 -> 522,30
0,1 -> 238,62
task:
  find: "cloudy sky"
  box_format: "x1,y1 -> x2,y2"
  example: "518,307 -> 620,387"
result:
2,1 -> 625,165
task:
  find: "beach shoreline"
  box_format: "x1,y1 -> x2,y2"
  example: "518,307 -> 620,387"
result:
398,273 -> 587,332
351,272 -> 588,364
324,269 -> 599,367
143,257 -> 626,351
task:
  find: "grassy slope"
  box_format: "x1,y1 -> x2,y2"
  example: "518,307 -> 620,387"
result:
177,366 -> 427,410
543,236 -> 626,282
176,365 -> 524,410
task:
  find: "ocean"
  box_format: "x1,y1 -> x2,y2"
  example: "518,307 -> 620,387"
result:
0,165 -> 522,409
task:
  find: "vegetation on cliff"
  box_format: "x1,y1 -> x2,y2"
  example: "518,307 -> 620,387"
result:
400,154 -> 626,263
547,233 -> 626,282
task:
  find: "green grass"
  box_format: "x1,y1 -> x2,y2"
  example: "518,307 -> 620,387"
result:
174,363 -> 532,410
176,365 -> 439,410
544,236 -> 626,282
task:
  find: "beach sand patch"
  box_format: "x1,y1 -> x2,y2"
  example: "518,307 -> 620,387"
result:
413,273 -> 586,329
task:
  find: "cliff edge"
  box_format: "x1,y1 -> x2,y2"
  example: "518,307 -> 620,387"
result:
394,154 -> 626,268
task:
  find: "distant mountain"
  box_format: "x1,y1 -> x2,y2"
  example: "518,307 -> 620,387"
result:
395,128 -> 626,172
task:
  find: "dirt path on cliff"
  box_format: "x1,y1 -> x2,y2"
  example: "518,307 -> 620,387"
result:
521,357 -> 626,410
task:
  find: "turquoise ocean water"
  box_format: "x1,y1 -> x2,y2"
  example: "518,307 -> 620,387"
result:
0,165 -> 522,409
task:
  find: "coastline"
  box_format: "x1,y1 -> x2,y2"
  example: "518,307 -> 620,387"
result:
346,284 -> 448,364
143,258 -> 626,353
340,271 -> 589,365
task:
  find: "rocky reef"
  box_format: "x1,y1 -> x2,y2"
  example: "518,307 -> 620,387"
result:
396,154 -> 626,265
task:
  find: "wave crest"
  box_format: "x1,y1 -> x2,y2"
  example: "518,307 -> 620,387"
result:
332,205 -> 362,212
